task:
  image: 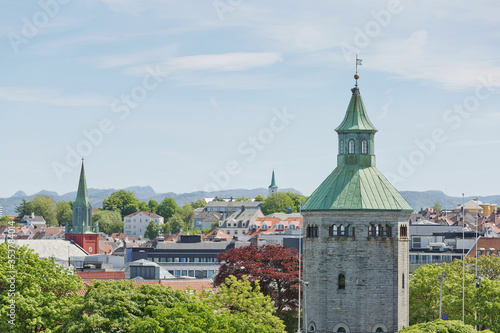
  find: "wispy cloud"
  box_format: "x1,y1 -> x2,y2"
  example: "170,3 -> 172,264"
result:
0,87 -> 108,106
127,52 -> 283,75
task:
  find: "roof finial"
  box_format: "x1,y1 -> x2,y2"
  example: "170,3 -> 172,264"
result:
354,55 -> 362,87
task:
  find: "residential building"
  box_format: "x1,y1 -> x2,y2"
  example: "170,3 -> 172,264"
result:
205,200 -> 262,214
218,206 -> 264,236
0,206 -> 3,217
468,237 -> 500,257
19,213 -> 47,228
124,211 -> 164,238
301,79 -> 413,333
193,211 -> 222,230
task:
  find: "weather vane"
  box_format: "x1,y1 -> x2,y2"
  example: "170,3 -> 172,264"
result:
355,55 -> 362,87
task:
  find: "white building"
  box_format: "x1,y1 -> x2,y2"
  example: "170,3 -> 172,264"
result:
124,211 -> 164,238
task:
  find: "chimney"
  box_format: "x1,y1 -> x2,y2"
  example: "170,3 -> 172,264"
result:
31,212 -> 35,219
241,205 -> 245,212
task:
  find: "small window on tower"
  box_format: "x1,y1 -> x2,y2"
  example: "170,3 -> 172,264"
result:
339,140 -> 344,155
348,139 -> 355,154
338,273 -> 346,290
362,140 -> 368,154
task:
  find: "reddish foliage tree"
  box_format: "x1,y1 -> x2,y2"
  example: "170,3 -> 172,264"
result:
214,244 -> 301,316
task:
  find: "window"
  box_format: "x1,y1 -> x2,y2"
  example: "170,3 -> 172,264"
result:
339,140 -> 344,155
330,224 -> 337,237
339,225 -> 345,237
338,273 -> 345,290
400,225 -> 408,238
337,329 -> 346,333
362,140 -> 368,154
402,273 -> 405,289
386,226 -> 392,238
307,225 -> 318,238
376,328 -> 384,333
369,224 -> 376,237
348,139 -> 355,154
412,237 -> 421,249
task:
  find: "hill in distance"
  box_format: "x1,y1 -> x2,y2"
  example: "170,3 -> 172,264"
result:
1,188 -> 499,216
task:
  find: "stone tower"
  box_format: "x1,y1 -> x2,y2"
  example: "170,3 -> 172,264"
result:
65,161 -> 99,254
268,169 -> 278,196
301,82 -> 413,333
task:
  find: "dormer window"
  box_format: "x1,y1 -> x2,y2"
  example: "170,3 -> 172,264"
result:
339,140 -> 344,155
362,140 -> 368,154
348,140 -> 355,154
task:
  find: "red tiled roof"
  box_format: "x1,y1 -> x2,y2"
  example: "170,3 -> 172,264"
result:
100,244 -> 113,255
77,271 -> 126,280
202,229 -> 232,241
468,237 -> 500,257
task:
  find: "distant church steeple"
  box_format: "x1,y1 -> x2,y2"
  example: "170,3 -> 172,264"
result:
268,169 -> 278,196
66,160 -> 99,255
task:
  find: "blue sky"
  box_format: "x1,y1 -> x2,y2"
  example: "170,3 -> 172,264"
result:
1,0 -> 499,199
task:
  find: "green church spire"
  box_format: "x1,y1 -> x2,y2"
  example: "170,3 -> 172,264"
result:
335,87 -> 377,133
70,160 -> 94,234
269,169 -> 277,189
74,161 -> 90,207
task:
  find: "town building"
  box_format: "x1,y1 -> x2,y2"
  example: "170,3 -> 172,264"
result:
218,205 -> 264,237
204,200 -> 262,214
19,213 -> 47,228
124,211 -> 164,238
128,234 -> 251,279
301,77 -> 413,333
193,211 -> 222,230
65,161 -> 99,254
268,169 -> 278,196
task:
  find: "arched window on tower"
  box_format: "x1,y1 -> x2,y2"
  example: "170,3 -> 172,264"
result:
348,139 -> 355,154
338,273 -> 346,290
329,224 -> 337,237
362,140 -> 368,154
339,224 -> 345,237
339,140 -> 344,155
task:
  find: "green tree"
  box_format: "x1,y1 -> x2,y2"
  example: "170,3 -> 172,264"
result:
432,202 -> 443,212
254,195 -> 265,202
59,279 -> 283,333
15,199 -> 32,219
56,201 -> 73,226
0,243 -> 83,332
0,216 -> 16,227
144,221 -> 159,240
400,320 -> 493,333
235,197 -> 252,202
202,228 -> 212,234
157,197 -> 179,220
191,200 -> 206,209
167,213 -> 186,234
138,201 -> 149,212
102,190 -> 141,218
30,194 -> 58,226
261,192 -> 295,215
91,210 -> 123,235
212,197 -> 224,202
286,192 -> 309,211
180,204 -> 195,229
148,199 -> 159,213
203,275 -> 285,333
410,257 -> 500,331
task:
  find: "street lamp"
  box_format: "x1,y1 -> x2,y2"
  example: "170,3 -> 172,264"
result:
437,272 -> 446,319
300,280 -> 309,332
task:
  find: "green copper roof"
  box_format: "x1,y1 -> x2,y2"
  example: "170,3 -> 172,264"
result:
301,166 -> 413,211
74,162 -> 90,207
335,87 -> 377,133
269,169 -> 278,189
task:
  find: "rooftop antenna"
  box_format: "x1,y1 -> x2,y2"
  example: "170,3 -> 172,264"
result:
355,55 -> 362,87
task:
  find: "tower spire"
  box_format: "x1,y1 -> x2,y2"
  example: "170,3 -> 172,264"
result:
268,169 -> 278,196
